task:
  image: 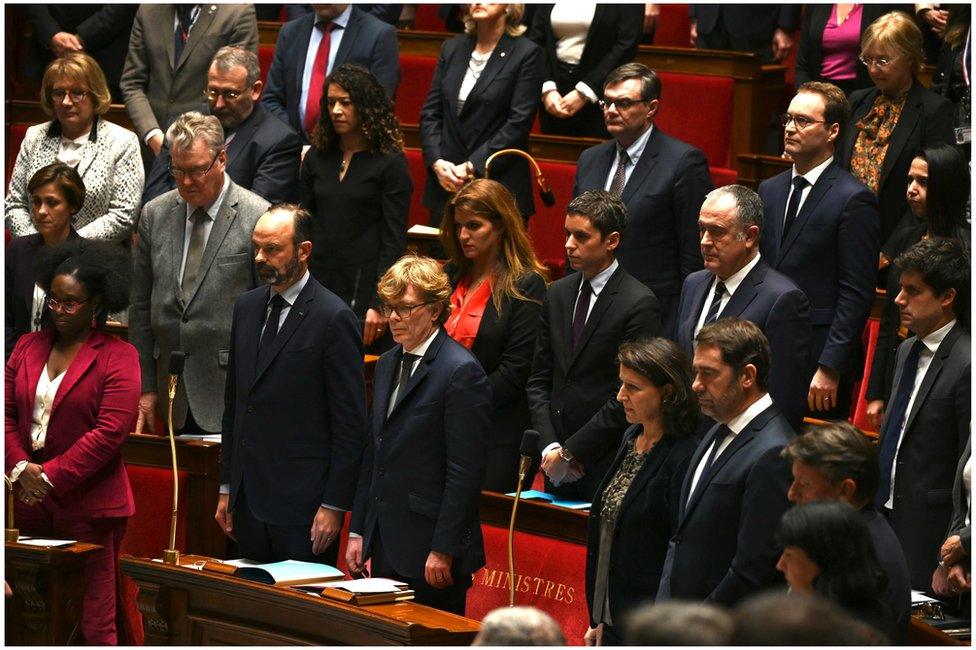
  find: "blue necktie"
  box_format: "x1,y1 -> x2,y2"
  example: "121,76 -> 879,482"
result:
782,176 -> 809,243
875,340 -> 924,507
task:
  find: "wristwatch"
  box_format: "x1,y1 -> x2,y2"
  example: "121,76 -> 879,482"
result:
558,446 -> 575,464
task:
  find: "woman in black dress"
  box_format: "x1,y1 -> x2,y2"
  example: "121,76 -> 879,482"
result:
300,63 -> 412,351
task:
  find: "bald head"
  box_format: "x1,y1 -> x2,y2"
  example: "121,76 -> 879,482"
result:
252,204 -> 313,291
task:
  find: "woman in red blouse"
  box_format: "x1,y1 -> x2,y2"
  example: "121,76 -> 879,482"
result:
439,179 -> 548,492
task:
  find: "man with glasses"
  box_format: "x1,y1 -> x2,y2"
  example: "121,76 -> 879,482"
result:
144,47 -> 301,204
757,81 -> 879,420
346,255 -> 490,615
130,112 -> 270,436
574,62 -> 712,332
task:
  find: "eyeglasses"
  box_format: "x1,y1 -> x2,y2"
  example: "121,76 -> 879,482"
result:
380,301 -> 435,319
598,97 -> 651,111
858,54 -> 897,68
205,88 -> 244,101
169,151 -> 222,181
778,113 -> 827,129
51,89 -> 88,103
45,295 -> 92,315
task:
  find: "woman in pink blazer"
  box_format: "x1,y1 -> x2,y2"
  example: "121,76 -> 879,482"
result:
5,239 -> 138,645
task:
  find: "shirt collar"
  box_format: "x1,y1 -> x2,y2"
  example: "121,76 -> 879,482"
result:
619,124 -> 654,165
791,155 -> 833,187
726,392 -> 774,435
717,252 -> 761,292
405,328 -> 440,357
919,318 -> 957,354
584,258 -> 618,296
185,173 -> 231,221
271,269 -> 310,307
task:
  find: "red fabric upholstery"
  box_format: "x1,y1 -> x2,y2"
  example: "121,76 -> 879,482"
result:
413,5 -> 445,31
118,464 -> 189,645
405,148 -> 430,227
258,44 -> 275,86
656,72 -> 734,168
468,524 -> 588,645
7,123 -> 29,189
530,160 -> 576,277
850,317 -> 881,434
654,4 -> 691,47
709,166 -> 738,188
397,55 -> 437,126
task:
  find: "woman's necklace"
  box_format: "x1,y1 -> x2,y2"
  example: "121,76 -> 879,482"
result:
468,50 -> 492,79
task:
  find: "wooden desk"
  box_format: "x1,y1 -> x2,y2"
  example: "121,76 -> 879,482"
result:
120,556 -> 479,645
5,540 -> 101,645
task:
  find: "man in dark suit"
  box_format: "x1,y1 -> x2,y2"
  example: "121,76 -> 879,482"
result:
782,422 -> 912,642
675,184 -> 811,427
217,205 -> 366,564
574,63 -> 712,333
261,4 -> 400,144
527,191 -> 660,501
144,47 -> 301,205
877,238 -> 970,590
658,319 -> 794,605
690,5 -> 799,63
758,82 -> 879,420
346,255 -> 490,615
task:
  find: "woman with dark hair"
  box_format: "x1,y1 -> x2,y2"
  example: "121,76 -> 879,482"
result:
584,338 -> 700,646
300,63 -> 412,351
931,4 -> 971,147
778,500 -> 894,641
5,239 -> 138,645
439,179 -> 548,492
864,142 -> 970,430
6,163 -> 84,357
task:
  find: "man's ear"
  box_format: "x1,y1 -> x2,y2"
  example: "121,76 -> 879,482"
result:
605,231 -> 621,253
826,121 -> 840,143
739,363 -> 758,389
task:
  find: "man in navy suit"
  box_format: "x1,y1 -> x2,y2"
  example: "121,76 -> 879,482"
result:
758,82 -> 879,420
261,4 -> 399,143
574,62 -> 712,333
144,47 -> 302,204
658,319 -> 794,605
346,255 -> 490,615
782,421 -> 912,642
217,204 -> 366,564
675,184 -> 810,427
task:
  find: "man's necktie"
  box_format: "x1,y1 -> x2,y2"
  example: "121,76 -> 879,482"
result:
174,5 -> 193,67
304,22 -> 336,136
703,280 -> 727,325
257,293 -> 285,368
392,352 -> 420,405
572,280 -> 593,349
781,176 -> 810,243
689,425 -> 731,504
608,147 -> 630,197
875,339 -> 924,507
181,208 -> 208,303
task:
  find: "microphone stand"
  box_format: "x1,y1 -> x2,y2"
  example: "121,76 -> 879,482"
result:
163,371 -> 181,565
484,149 -> 556,207
4,476 -> 18,542
507,453 -> 533,606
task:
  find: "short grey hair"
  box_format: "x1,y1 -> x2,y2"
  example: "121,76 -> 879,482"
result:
166,111 -> 225,157
625,601 -> 734,645
472,606 -> 565,646
703,184 -> 764,239
211,46 -> 261,86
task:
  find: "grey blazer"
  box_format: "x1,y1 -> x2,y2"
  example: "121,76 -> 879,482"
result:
5,118 -> 143,243
128,179 -> 269,432
120,4 -> 258,138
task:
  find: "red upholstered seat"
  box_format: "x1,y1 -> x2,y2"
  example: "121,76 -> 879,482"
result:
530,160 -> 576,278
413,5 -> 445,31
850,317 -> 881,434
654,4 -> 691,47
405,148 -> 430,227
656,72 -> 734,168
258,44 -> 275,86
397,55 -> 437,126
709,166 -> 738,188
468,524 -> 588,645
6,123 -> 29,189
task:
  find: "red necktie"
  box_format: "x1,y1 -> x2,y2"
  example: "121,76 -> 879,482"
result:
304,22 -> 335,136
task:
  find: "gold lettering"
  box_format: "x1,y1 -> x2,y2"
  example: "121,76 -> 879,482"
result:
479,569 -> 493,586
501,572 -> 512,590
565,586 -> 575,604
519,575 -> 531,592
543,580 -> 555,599
532,577 -> 543,595
554,583 -> 566,601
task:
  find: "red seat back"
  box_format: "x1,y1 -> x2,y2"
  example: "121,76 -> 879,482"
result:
530,160 -> 576,277
258,44 -> 275,87
654,4 -> 691,47
413,5 -> 445,31
656,72 -> 734,168
404,148 -> 430,227
851,317 -> 882,434
709,166 -> 738,188
397,55 -> 437,126
6,123 -> 29,190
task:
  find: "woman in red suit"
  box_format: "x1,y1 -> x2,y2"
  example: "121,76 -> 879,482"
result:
5,239 -> 138,645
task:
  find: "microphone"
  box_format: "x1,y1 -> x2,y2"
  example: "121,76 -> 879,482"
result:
518,429 -> 540,485
507,429 -> 540,606
484,149 -> 557,208
164,351 -> 186,565
167,351 -> 186,401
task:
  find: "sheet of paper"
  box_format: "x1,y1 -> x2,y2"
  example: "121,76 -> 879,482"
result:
407,224 -> 440,236
331,578 -> 409,594
177,433 -> 222,442
911,590 -> 939,604
17,537 -> 77,547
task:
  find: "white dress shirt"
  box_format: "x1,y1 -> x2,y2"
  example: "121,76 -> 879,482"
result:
603,125 -> 653,192
785,155 -> 833,228
10,366 -> 65,485
299,5 -> 352,130
694,253 -> 762,337
260,269 -> 310,339
55,131 -> 91,167
179,173 -> 230,285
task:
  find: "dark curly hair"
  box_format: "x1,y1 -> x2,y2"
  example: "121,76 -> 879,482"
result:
310,63 -> 403,154
34,239 -> 132,328
617,338 -> 701,438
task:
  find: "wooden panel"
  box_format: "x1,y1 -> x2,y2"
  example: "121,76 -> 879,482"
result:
736,153 -> 793,188
478,491 -> 588,545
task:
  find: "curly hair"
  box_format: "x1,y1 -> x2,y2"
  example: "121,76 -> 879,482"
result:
34,239 -> 132,327
310,63 -> 403,154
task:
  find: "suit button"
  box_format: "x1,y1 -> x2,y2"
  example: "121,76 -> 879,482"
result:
246,405 -> 254,413
555,409 -> 561,416
378,468 -> 385,476
181,316 -> 189,323
564,379 -> 571,387
673,535 -> 681,544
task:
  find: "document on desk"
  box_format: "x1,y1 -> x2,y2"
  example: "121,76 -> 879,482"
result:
508,489 -> 591,510
911,590 -> 940,605
16,537 -> 77,547
223,558 -> 344,586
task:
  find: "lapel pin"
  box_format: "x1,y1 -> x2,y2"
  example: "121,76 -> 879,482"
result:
209,5 -> 217,13
500,52 -> 506,57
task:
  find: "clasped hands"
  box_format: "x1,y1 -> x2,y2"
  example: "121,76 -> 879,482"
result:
433,159 -> 473,193
541,447 -> 584,486
932,534 -> 971,597
543,89 -> 587,119
17,463 -> 52,505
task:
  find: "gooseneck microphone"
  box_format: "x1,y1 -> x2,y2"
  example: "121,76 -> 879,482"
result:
507,429 -> 540,605
164,351 -> 186,565
484,149 -> 557,207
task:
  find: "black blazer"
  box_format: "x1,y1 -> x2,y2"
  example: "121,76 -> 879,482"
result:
658,402 -> 795,605
794,4 -> 910,92
879,324 -> 970,589
758,160 -> 879,378
675,261 -> 811,428
350,329 -> 491,578
220,277 -> 367,526
574,129 -> 711,319
419,33 -> 544,221
143,104 -> 302,205
842,81 -> 955,243
863,506 -> 912,644
586,429 -> 697,625
446,269 -> 547,492
526,265 -> 660,498
528,4 -> 643,96
690,4 -> 799,42
261,8 -> 400,141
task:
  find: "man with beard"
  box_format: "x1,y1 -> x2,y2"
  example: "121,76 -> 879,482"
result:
657,318 -> 795,605
143,46 -> 301,204
218,204 -> 366,564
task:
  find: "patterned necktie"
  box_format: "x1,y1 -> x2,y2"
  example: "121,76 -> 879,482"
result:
181,208 -> 208,303
875,339 -> 925,508
572,280 -> 593,349
703,280 -> 727,325
782,176 -> 810,243
608,147 -> 630,197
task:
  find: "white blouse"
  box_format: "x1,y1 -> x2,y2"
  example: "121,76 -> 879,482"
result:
550,2 -> 596,66
29,365 -> 67,451
457,49 -> 493,113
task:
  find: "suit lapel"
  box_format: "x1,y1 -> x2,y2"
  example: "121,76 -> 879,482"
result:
683,274 -> 712,342
567,268 -> 621,370
879,85 -> 922,187
678,423 -> 724,523
164,5 -> 177,72
332,9 -> 361,67
373,350 -> 398,430
618,435 -> 671,515
51,334 -> 101,414
292,17 -> 317,106
778,162 -> 837,260
460,35 -> 515,116
445,37 -> 477,118
252,281 -> 315,385
21,332 -> 54,421
170,198 -> 189,307
389,331 -> 447,417
844,89 -> 877,164
226,108 -> 261,169
721,262 -> 766,318
903,325 -> 961,433
178,4 -> 217,71
621,129 -> 660,206
74,118 -> 100,179
184,183 -> 239,307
